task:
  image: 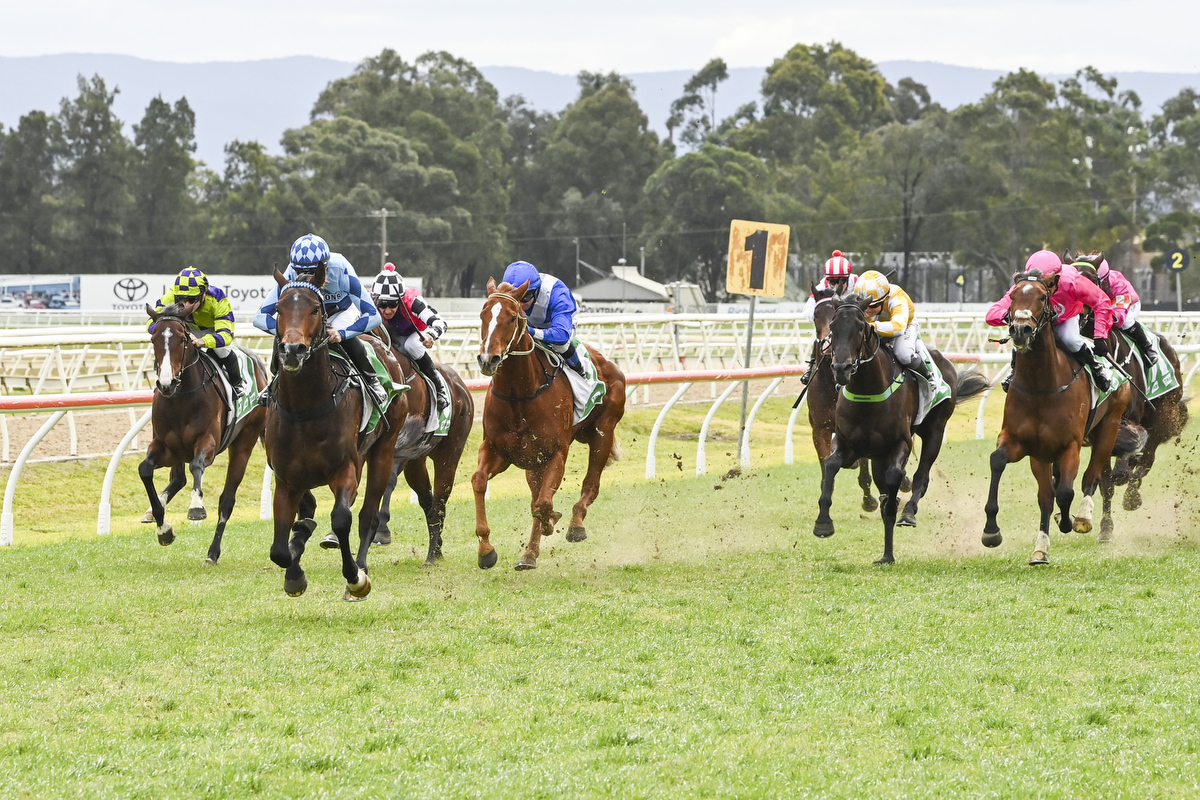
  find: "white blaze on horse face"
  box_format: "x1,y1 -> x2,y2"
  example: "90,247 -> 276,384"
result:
158,329 -> 174,388
1014,309 -> 1033,320
483,303 -> 501,355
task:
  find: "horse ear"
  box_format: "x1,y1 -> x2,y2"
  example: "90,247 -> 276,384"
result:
1011,271 -> 1023,285
146,303 -> 159,320
513,279 -> 530,298
809,282 -> 818,296
486,277 -> 497,294
273,268 -> 287,288
1043,273 -> 1061,293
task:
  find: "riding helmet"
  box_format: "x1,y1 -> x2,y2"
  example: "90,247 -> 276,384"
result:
502,261 -> 541,294
290,233 -> 331,268
173,267 -> 209,298
857,270 -> 891,302
1024,250 -> 1062,276
824,250 -> 853,277
372,262 -> 404,300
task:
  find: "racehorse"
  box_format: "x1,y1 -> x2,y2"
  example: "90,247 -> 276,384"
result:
141,301 -> 268,564
369,331 -> 474,566
982,271 -> 1141,563
472,277 -> 627,570
263,265 -> 408,599
807,284 -> 910,512
1071,254 -> 1187,530
813,294 -> 990,563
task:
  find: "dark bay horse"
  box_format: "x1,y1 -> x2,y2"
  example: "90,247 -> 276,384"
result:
141,302 -> 267,564
807,285 -> 909,511
264,266 -> 408,599
370,334 -> 474,566
1071,255 -> 1187,530
814,295 -> 990,563
982,272 -> 1141,563
472,277 -> 626,570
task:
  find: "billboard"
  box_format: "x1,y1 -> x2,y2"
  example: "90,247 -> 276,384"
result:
79,274 -> 280,314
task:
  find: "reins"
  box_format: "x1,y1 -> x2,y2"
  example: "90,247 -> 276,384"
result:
152,314 -> 211,396
264,280 -> 354,422
1001,278 -> 1083,396
483,291 -> 564,402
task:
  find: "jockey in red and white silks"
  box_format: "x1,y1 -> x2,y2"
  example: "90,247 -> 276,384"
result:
801,250 -> 861,384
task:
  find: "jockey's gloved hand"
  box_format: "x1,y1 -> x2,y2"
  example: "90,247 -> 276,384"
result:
529,327 -> 544,341
1093,339 -> 1109,358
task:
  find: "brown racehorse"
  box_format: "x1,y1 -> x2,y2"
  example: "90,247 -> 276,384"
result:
472,277 -> 626,570
982,271 -> 1142,563
370,336 -> 474,566
1071,255 -> 1187,532
814,294 -> 990,563
807,285 -> 910,512
263,266 -> 408,599
141,301 -> 268,565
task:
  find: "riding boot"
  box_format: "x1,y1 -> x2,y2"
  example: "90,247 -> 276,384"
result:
1082,346 -> 1113,392
1001,349 -> 1017,393
413,351 -> 448,413
800,346 -> 818,385
561,341 -> 588,378
1124,321 -> 1159,367
342,337 -> 389,406
906,352 -> 932,380
217,352 -> 244,399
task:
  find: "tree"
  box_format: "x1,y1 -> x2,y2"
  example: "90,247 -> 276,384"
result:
129,96 -> 198,272
667,58 -> 729,146
0,111 -> 60,272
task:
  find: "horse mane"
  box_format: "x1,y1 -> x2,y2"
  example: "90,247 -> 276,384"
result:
812,285 -> 839,302
836,291 -> 876,310
157,302 -> 193,319
1068,252 -> 1104,269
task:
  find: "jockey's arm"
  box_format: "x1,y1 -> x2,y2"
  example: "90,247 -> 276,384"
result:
1077,276 -> 1114,340
337,275 -> 382,339
145,290 -> 172,334
410,295 -> 447,339
253,284 -> 282,335
528,285 -> 576,345
872,293 -> 910,337
801,294 -> 817,322
200,294 -> 235,349
984,291 -> 1013,326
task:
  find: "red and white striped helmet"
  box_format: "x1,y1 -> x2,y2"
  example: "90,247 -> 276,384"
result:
824,250 -> 853,278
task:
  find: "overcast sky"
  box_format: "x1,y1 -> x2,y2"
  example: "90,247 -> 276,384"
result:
7,0 -> 1200,75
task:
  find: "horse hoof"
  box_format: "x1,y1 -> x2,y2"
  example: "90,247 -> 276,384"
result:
900,476 -> 913,493
898,514 -> 917,527
156,525 -> 175,546
514,559 -> 537,571
478,549 -> 498,570
813,521 -> 835,538
346,572 -> 371,600
550,511 -> 562,526
981,531 -> 1003,548
284,576 -> 308,596
566,526 -> 587,543
1122,492 -> 1142,512
1072,517 -> 1093,534
873,556 -> 895,565
202,557 -> 217,567
373,530 -> 392,546
187,508 -> 207,521
141,509 -> 156,524
318,533 -> 339,549
861,496 -> 879,512
1028,552 -> 1049,565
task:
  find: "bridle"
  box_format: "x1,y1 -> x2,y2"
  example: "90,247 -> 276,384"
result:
277,280 -> 331,368
830,302 -> 883,379
1004,276 -> 1057,350
152,314 -> 206,395
485,292 -> 536,365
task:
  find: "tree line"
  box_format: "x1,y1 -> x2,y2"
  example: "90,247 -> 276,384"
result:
2,43 -> 1200,302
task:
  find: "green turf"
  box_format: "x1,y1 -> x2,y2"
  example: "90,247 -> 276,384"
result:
2,390 -> 1200,798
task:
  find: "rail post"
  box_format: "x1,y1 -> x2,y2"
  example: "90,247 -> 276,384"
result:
97,409 -> 153,536
2,410 -> 68,545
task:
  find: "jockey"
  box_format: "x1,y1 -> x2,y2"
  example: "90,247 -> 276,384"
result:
501,260 -> 587,377
1080,258 -> 1158,367
253,233 -> 387,406
985,250 -> 1114,392
372,263 -> 450,413
857,270 -> 934,380
800,250 -> 861,385
147,267 -> 244,399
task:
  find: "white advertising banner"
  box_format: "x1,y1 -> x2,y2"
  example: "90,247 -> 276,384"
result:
79,274 -> 283,315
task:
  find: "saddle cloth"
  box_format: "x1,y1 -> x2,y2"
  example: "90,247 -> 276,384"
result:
329,347 -> 409,434
1118,330 -> 1179,401
910,348 -> 951,426
536,338 -> 606,425
1084,356 -> 1127,412
207,348 -> 259,452
408,360 -> 452,436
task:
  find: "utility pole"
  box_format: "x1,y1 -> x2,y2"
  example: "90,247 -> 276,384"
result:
368,208 -> 396,271
622,222 -> 627,261
639,246 -> 645,277
573,237 -> 581,287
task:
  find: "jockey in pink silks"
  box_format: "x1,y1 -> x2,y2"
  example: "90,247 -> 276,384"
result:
985,250 -> 1115,392
1079,258 -> 1159,367
800,250 -> 861,385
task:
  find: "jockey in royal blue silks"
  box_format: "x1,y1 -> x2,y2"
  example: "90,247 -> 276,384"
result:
253,233 -> 387,405
502,260 -> 587,377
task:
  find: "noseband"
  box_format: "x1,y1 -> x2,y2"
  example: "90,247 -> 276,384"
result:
1006,277 -> 1056,346
152,315 -> 203,394
484,293 -> 536,365
278,280 -> 331,365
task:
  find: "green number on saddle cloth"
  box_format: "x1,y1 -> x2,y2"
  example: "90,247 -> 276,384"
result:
1119,330 -> 1179,401
230,350 -> 259,423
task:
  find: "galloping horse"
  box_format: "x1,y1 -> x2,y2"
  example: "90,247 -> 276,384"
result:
472,277 -> 626,570
264,265 -> 408,599
814,294 -> 990,563
141,301 -> 268,564
371,334 -> 474,566
982,271 -> 1140,563
1071,255 -> 1187,525
807,285 -> 910,512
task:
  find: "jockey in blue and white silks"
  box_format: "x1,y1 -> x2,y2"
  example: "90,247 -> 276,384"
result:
502,260 -> 586,376
254,234 -> 387,405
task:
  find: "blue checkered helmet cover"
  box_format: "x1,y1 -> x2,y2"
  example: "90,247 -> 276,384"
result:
173,267 -> 208,297
289,233 -> 331,268
502,261 -> 541,294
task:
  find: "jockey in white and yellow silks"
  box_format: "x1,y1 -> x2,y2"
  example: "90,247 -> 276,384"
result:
147,267 -> 244,398
857,270 -> 933,380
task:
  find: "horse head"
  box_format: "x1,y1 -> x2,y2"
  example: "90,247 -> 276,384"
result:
146,299 -> 199,396
273,266 -> 327,372
477,277 -> 531,377
1007,271 -> 1059,352
827,294 -> 880,385
1070,252 -> 1105,288
811,284 -> 841,342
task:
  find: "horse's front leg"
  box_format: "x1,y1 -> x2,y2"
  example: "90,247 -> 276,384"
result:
472,439 -> 510,570
187,437 -> 218,522
982,436 -> 1021,548
373,455 -> 404,546
517,452 -> 567,571
138,441 -> 176,545
856,459 -> 878,512
874,443 -> 910,564
270,484 -> 306,596
355,442 -> 397,574
325,462 -> 369,602
143,462 -> 186,524
1029,458 -> 1055,565
813,445 -> 849,539
206,427 -> 256,566
1056,443 -> 1081,534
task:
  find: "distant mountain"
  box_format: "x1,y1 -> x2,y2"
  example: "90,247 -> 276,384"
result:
2,55 -> 1197,168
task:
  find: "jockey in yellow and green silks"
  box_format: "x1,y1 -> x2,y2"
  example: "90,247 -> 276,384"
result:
147,267 -> 245,398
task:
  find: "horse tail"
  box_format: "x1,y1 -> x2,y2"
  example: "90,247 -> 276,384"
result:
954,369 -> 991,404
1113,421 -> 1149,458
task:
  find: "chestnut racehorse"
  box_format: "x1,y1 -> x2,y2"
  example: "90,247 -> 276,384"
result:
982,271 -> 1142,563
472,277 -> 626,570
263,265 -> 408,599
141,301 -> 268,564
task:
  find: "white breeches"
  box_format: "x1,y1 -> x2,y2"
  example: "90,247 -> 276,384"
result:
1054,316 -> 1089,353
328,307 -> 361,333
1119,301 -> 1141,330
211,345 -> 232,358
402,331 -> 428,360
889,322 -> 927,366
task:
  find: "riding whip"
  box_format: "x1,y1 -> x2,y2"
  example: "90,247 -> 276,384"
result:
1102,352 -> 1155,410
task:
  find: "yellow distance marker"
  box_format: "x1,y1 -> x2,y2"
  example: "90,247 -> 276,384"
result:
727,220 -> 790,298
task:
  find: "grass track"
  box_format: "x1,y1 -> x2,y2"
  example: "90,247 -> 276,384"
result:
3,393 -> 1200,797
